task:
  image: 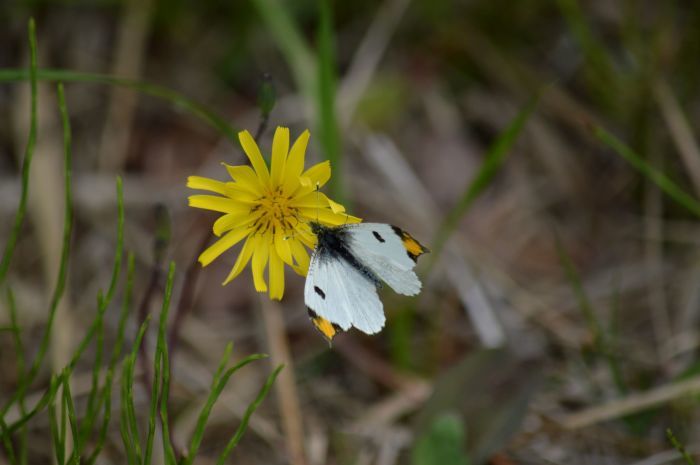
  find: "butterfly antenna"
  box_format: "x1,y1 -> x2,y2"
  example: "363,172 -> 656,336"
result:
315,181 -> 320,224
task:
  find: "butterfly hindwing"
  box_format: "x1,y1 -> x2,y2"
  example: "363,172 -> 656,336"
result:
304,245 -> 385,338
343,223 -> 427,296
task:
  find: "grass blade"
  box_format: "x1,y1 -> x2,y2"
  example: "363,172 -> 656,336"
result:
317,0 -> 342,201
61,376 -> 79,465
250,0 -> 316,100
80,175 -> 125,446
144,262 -> 176,465
6,288 -> 29,465
87,252 -> 136,465
157,262 -> 177,465
428,95 -> 539,270
120,317 -> 151,464
215,364 -> 284,465
183,349 -> 268,465
1,79 -> 75,419
0,18 -> 38,286
667,428 -> 696,465
0,68 -> 238,144
593,125 -> 700,217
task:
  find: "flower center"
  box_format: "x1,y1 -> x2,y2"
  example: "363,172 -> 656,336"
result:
254,188 -> 298,234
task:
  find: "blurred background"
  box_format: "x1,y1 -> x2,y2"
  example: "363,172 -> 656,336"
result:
2,0 -> 700,464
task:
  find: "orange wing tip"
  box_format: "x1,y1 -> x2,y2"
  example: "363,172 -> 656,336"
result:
308,309 -> 342,344
391,226 -> 429,261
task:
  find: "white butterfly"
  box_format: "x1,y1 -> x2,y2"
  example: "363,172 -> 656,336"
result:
304,222 -> 428,342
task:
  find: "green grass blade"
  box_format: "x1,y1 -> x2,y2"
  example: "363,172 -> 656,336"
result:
48,389 -> 62,465
61,376 -> 79,465
80,176 -> 124,446
215,364 -> 284,465
182,342 -> 233,465
6,288 -> 29,465
157,262 -> 177,465
144,262 -> 176,465
317,0 -> 342,201
120,317 -> 150,464
6,288 -> 25,391
428,96 -> 539,271
183,349 -> 268,465
121,315 -> 151,462
1,79 -> 75,419
593,125 -> 700,217
0,69 -> 238,144
63,178 -> 123,377
667,428 -> 696,465
555,0 -> 617,104
0,18 -> 38,286
250,0 -> 316,100
0,416 -> 17,465
86,252 -> 136,465
5,379 -> 58,434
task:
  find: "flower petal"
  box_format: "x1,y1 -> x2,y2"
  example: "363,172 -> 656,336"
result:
298,208 -> 361,226
223,163 -> 264,194
199,227 -> 251,266
223,235 -> 256,285
187,176 -> 227,195
268,247 -> 285,300
293,222 -> 317,249
274,229 -> 294,266
213,210 -> 260,236
189,195 -> 247,213
326,197 -> 345,214
302,160 -> 331,187
282,130 -> 310,194
251,231 -> 271,292
291,191 -> 345,212
289,239 -> 310,276
238,130 -> 270,187
270,127 -> 289,186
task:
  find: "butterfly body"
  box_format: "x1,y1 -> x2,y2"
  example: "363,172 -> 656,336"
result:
305,222 -> 428,342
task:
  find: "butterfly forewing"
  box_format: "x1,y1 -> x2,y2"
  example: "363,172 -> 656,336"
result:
342,223 -> 425,295
304,245 -> 385,335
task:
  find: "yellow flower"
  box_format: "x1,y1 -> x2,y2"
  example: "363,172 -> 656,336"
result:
187,127 -> 360,300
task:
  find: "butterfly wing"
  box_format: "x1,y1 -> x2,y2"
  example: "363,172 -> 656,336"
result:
343,223 -> 428,296
304,246 -> 385,338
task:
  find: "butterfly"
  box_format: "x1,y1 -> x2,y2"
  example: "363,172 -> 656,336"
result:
304,221 -> 429,342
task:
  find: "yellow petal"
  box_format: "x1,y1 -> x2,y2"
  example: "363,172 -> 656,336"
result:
251,231 -> 271,292
291,191 -> 345,212
224,183 -> 261,203
302,160 -> 331,187
187,176 -> 227,195
274,229 -> 294,266
213,210 -> 259,236
268,247 -> 285,300
294,222 -> 317,249
222,235 -> 256,285
326,197 -> 345,214
298,208 -> 361,226
238,130 -> 270,187
198,227 -> 251,266
292,161 -> 331,196
189,195 -> 247,214
289,239 -> 310,276
223,164 -> 263,194
270,127 -> 289,186
282,130 -> 310,194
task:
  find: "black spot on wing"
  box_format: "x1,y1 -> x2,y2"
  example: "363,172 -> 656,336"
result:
314,286 -> 326,299
372,231 -> 385,243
